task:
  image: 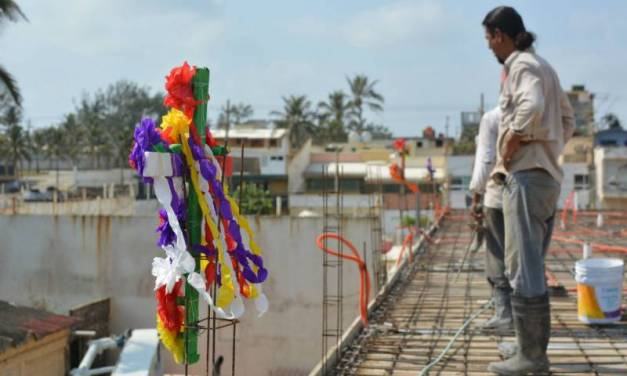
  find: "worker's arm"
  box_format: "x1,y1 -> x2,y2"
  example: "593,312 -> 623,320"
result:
501,63 -> 545,169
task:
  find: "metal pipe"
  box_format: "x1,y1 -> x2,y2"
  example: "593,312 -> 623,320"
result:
70,337 -> 118,376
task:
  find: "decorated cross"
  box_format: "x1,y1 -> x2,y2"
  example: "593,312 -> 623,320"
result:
129,63 -> 269,365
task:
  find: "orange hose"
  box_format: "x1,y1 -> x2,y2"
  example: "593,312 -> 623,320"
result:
315,233 -> 372,326
395,232 -> 415,267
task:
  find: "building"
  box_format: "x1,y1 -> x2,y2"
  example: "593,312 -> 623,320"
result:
558,136 -> 594,209
212,122 -> 290,211
460,111 -> 481,141
0,300 -> 76,376
566,85 -> 595,136
593,124 -> 627,209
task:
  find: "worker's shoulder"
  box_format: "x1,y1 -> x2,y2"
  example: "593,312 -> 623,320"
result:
511,51 -> 555,75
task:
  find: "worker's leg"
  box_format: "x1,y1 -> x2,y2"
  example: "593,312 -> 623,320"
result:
481,207 -> 512,330
488,169 -> 559,375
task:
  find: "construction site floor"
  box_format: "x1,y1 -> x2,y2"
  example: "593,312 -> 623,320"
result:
333,211 -> 627,375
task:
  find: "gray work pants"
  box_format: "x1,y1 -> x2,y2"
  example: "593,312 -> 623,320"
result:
484,207 -> 511,291
502,169 -> 560,297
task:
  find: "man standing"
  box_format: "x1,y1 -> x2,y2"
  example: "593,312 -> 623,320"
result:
482,6 -> 574,375
468,106 -> 512,331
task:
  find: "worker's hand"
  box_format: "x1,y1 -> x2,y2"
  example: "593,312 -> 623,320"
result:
470,192 -> 483,223
501,130 -> 523,170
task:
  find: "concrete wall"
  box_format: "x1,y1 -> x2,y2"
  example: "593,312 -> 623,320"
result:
0,214 -> 375,375
288,140 -> 312,194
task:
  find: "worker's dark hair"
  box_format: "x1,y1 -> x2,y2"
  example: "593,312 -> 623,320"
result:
483,6 -> 535,50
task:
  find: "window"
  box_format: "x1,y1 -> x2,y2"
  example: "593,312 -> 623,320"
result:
416,141 -> 423,148
574,174 -> 589,190
270,155 -> 284,161
599,140 -> 617,146
250,139 -> 264,148
450,176 -> 470,191
269,139 -> 279,148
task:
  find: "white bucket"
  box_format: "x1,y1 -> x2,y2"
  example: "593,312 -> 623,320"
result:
575,258 -> 624,324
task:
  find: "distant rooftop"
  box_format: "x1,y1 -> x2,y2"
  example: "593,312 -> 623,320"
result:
211,127 -> 287,140
0,300 -> 77,353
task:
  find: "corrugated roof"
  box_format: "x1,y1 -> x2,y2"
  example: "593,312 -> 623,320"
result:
0,300 -> 78,353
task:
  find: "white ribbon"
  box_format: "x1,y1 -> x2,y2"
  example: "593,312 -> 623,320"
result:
192,155 -> 245,318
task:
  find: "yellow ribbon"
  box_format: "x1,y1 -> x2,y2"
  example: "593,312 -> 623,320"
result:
181,135 -> 236,308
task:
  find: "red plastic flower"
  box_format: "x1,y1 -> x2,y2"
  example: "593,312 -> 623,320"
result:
156,280 -> 184,332
164,62 -> 200,119
393,138 -> 406,153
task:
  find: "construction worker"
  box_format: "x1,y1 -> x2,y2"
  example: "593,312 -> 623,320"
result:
468,105 -> 512,331
481,6 -> 574,375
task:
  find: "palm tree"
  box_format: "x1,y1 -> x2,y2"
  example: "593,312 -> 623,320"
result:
0,0 -> 27,106
217,102 -> 254,128
232,103 -> 253,125
30,127 -> 47,173
76,94 -> 108,169
346,74 -> 384,132
3,115 -> 30,178
318,91 -> 352,142
43,126 -> 65,189
271,95 -> 316,148
59,113 -> 84,168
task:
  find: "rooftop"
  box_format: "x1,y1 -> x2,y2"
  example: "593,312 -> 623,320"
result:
322,211 -> 627,375
211,127 -> 287,140
0,300 -> 77,353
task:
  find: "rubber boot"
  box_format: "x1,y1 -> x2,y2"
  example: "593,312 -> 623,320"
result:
487,294 -> 551,375
481,287 -> 513,330
497,341 -> 517,358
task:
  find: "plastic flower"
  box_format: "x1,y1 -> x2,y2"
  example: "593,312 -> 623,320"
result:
164,61 -> 199,118
129,117 -> 164,183
393,138 -> 407,154
152,244 -> 195,293
160,109 -> 192,145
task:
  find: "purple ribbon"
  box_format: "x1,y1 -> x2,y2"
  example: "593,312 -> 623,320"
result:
188,137 -> 268,284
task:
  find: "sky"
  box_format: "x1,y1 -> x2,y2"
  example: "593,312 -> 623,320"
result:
2,0 -> 627,137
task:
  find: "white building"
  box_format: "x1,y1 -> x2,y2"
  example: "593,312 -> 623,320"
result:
594,147 -> 627,209
211,126 -> 290,176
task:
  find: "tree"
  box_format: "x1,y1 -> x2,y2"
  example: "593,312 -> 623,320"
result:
217,102 -> 254,128
59,113 -> 84,167
41,126 -> 65,188
76,93 -> 107,169
30,127 -> 47,173
75,80 -> 164,171
346,74 -> 384,132
602,113 -> 622,130
0,0 -> 27,106
272,95 -> 317,148
1,106 -> 30,177
318,91 -> 351,142
363,123 -> 393,139
102,80 -> 164,178
232,183 -> 273,215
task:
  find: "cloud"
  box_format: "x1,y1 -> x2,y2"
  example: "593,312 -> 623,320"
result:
341,0 -> 447,48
